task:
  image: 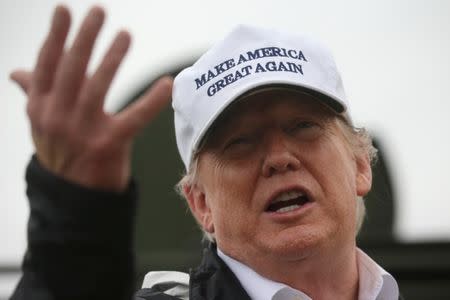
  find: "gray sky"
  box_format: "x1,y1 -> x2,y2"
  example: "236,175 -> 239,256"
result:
1,0 -> 450,264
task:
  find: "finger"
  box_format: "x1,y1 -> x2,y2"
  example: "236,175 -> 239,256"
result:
53,6 -> 105,107
79,30 -> 131,114
10,70 -> 32,93
114,76 -> 173,139
33,5 -> 71,94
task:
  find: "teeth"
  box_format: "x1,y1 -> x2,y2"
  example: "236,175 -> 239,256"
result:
273,190 -> 304,203
276,204 -> 300,213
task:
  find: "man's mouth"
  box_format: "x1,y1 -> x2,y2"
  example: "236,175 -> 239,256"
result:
266,190 -> 310,213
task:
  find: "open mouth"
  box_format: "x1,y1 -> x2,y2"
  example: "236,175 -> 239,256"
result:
266,190 -> 310,213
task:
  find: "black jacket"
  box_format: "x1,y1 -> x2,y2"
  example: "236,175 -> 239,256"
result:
135,244 -> 251,300
10,156 -> 251,300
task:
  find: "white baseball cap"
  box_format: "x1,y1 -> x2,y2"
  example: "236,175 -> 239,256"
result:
173,24 -> 350,171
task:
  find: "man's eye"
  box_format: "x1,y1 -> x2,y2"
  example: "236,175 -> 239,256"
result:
290,121 -> 317,131
228,137 -> 248,146
225,136 -> 252,149
288,120 -> 323,140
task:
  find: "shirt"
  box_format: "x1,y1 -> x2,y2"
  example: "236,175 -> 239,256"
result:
217,248 -> 399,300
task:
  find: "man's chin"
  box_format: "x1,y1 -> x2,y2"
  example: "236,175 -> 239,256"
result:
259,226 -> 325,260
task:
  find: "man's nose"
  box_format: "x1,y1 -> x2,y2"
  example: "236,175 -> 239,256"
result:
261,131 -> 301,177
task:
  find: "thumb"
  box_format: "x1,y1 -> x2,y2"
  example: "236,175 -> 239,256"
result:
10,70 -> 32,93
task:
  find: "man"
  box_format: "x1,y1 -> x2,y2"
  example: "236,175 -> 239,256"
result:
10,5 -> 400,300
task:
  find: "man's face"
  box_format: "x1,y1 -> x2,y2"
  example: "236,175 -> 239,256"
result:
186,89 -> 372,269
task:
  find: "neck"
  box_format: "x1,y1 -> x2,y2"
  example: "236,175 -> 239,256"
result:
221,242 -> 359,300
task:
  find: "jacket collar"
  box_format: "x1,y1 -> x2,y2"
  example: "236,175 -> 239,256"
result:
189,243 -> 251,300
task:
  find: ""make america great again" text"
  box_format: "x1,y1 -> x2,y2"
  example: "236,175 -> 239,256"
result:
194,46 -> 308,96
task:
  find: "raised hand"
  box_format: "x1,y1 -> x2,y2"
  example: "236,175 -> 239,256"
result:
11,5 -> 173,192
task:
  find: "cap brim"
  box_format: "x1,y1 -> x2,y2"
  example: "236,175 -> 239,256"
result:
235,83 -> 345,113
193,83 -> 347,154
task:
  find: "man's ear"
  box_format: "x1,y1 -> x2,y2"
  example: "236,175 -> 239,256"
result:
183,184 -> 214,234
356,153 -> 372,197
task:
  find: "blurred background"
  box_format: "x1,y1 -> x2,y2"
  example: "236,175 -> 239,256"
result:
1,0 -> 450,299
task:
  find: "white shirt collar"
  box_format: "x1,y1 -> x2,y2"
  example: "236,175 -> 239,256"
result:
217,249 -> 311,300
356,249 -> 399,300
217,248 -> 399,300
